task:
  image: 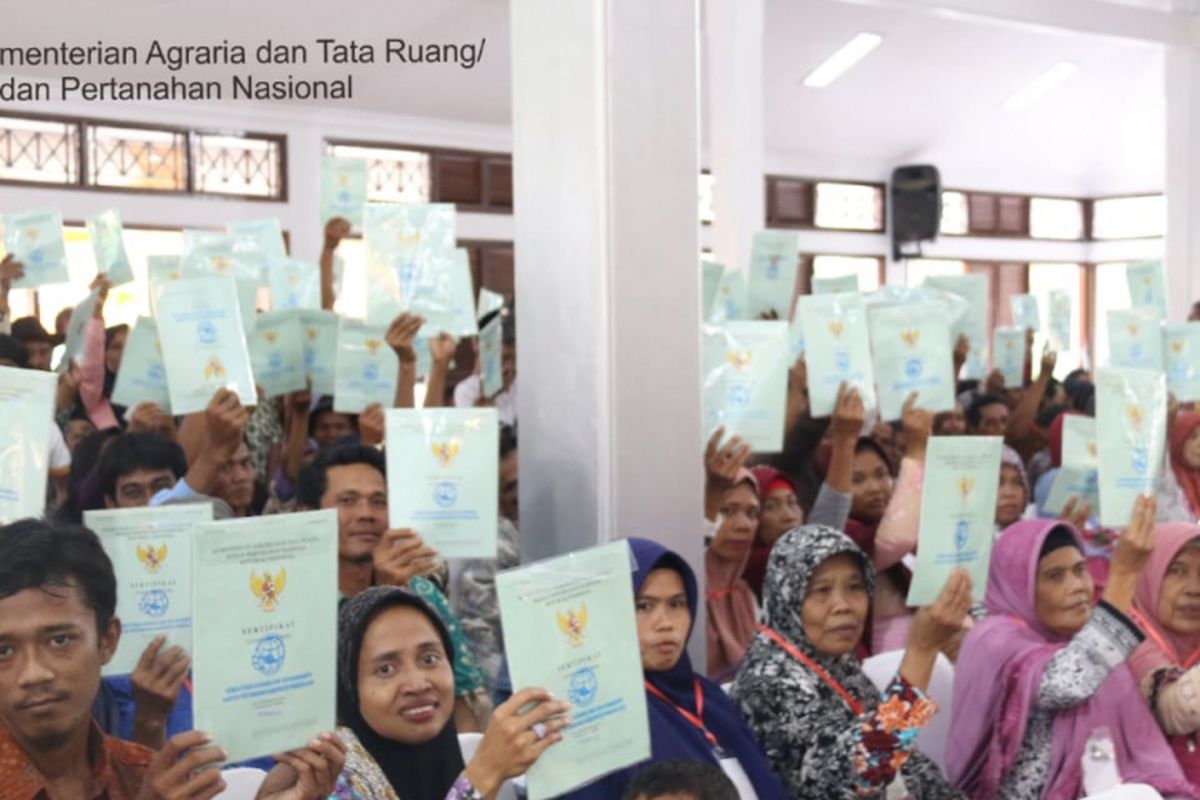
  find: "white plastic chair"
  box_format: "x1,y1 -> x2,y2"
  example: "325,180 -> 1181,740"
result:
459,732 -> 521,800
214,767 -> 268,800
861,649 -> 954,772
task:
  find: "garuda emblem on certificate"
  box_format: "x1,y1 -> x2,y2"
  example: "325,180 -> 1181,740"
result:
136,543 -> 168,574
557,604 -> 588,647
250,568 -> 287,612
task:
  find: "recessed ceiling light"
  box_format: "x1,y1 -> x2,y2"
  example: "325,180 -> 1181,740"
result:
1002,62 -> 1079,112
802,33 -> 883,89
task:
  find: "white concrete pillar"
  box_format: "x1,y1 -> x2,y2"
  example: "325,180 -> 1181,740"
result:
1165,42 -> 1200,322
705,0 -> 766,273
510,0 -> 704,588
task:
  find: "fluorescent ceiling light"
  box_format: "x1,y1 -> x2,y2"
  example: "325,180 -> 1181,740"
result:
1003,62 -> 1079,112
802,33 -> 883,89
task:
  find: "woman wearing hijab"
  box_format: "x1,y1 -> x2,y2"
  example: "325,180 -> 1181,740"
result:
563,538 -> 788,800
995,446 -> 1031,530
1129,522 -> 1200,782
731,525 -> 970,799
1170,412 -> 1200,522
705,468 -> 763,682
945,498 -> 1198,799
332,586 -> 568,800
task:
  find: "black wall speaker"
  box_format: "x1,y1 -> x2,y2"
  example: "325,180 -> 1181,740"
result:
891,165 -> 941,257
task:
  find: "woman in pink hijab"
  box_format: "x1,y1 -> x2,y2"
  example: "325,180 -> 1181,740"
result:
945,498 -> 1198,799
704,466 -> 761,682
1130,522 -> 1200,782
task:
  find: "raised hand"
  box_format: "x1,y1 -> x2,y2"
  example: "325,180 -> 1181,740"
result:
323,217 -> 351,249
134,730 -> 227,800
130,636 -> 190,748
358,402 -> 385,447
386,313 -> 424,363
1102,494 -> 1158,613
1039,344 -> 1057,380
952,334 -> 970,377
372,528 -> 440,586
257,732 -> 347,800
901,569 -> 972,691
462,688 -> 571,797
1059,496 -> 1092,532
830,382 -> 865,440
900,391 -> 933,462
704,427 -> 750,493
428,333 -> 458,364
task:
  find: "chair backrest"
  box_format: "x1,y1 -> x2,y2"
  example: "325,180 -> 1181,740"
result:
214,767 -> 268,800
861,649 -> 954,772
458,732 -> 520,800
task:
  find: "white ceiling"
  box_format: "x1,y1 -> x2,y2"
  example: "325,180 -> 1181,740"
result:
1,0 -> 1177,195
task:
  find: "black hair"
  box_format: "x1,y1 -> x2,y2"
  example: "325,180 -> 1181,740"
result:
622,760 -> 738,800
0,519 -> 117,633
501,307 -> 516,346
966,393 -> 1007,429
1039,526 -> 1079,560
1036,402 -> 1071,430
308,396 -> 358,440
57,428 -> 122,523
95,432 -> 187,501
956,378 -> 980,396
297,444 -> 386,509
104,323 -> 129,349
499,423 -> 518,460
855,436 -> 894,475
10,316 -> 50,344
0,334 -> 29,368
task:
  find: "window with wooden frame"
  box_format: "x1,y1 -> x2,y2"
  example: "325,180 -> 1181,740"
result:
0,111 -> 286,200
324,139 -> 512,213
1091,195 -> 1166,240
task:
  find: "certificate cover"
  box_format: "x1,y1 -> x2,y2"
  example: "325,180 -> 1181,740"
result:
1164,323 -> 1200,403
798,292 -> 876,416
1010,294 -> 1040,333
1107,307 -> 1164,372
155,276 -> 256,415
923,273 -> 989,380
2,209 -> 69,288
409,248 -> 479,338
867,302 -> 954,421
300,309 -> 339,397
907,436 -> 1003,606
384,408 -> 499,558
812,273 -> 860,295
333,318 -> 397,413
701,321 -> 789,453
111,317 -> 172,413
85,504 -> 213,676
1096,368 -> 1168,527
250,310 -> 307,399
320,157 -> 368,227
269,258 -> 321,311
1048,289 -> 1073,352
497,541 -> 650,800
1126,261 -> 1167,318
745,231 -> 799,319
701,260 -> 724,321
992,327 -> 1026,388
191,510 -> 338,764
479,313 -> 504,398
0,366 -> 55,524
363,203 -> 457,326
85,208 -> 134,286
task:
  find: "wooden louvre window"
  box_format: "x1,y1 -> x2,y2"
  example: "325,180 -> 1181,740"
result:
432,154 -> 484,205
765,177 -> 813,227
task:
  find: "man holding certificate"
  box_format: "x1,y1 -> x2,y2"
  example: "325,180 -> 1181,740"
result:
0,520 -> 344,800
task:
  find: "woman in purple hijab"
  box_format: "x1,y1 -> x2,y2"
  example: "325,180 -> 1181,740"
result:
946,497 -> 1199,799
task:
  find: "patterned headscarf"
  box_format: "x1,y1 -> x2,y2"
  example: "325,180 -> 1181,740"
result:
731,525 -> 951,797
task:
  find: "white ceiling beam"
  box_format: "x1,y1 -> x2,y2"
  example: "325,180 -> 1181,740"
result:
828,0 -> 1194,47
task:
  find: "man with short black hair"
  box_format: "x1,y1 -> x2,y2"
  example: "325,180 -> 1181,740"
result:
621,760 -> 738,800
0,518 -> 345,799
96,433 -> 187,509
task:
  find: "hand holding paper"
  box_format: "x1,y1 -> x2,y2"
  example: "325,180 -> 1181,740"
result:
137,729 -> 229,799
900,391 -> 933,462
463,688 -> 571,796
372,528 -> 440,586
901,569 -> 972,690
1101,495 -> 1158,614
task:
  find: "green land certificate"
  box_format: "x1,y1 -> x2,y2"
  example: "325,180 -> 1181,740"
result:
798,292 -> 876,417
320,157 -> 368,226
1045,411 -> 1101,517
333,319 -> 397,414
711,269 -> 745,323
191,510 -> 338,764
924,273 -> 989,379
907,436 -> 1003,606
1010,294 -> 1041,333
85,504 -> 213,676
479,314 -> 504,398
1164,323 -> 1200,404
384,408 -> 499,558
812,273 -> 860,295
2,209 -> 69,288
1048,290 -> 1073,352
300,310 -> 338,397
1096,368 -> 1168,528
1106,307 -> 1164,372
867,302 -> 954,421
0,366 -> 55,524
269,258 -> 321,312
497,540 -> 650,800
86,208 -> 134,286
745,231 -> 799,319
250,311 -> 307,399
155,276 -> 256,415
111,317 -> 171,413
477,287 -> 505,321
702,321 -> 789,453
1126,261 -> 1168,318
701,260 -> 724,321
992,327 -> 1026,388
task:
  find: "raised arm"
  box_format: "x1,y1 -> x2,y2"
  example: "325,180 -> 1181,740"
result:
423,333 -> 457,409
1006,347 -> 1056,448
874,393 -> 931,571
386,313 -> 423,409
319,217 -> 350,311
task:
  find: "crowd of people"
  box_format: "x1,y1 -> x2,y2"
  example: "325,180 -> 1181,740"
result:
2,215 -> 1200,800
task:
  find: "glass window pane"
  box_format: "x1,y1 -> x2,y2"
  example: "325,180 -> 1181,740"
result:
1092,262 -> 1132,368
940,191 -> 968,236
1030,198 -> 1085,240
0,116 -> 78,185
1092,196 -> 1166,240
814,182 -> 884,231
699,172 -> 715,225
1028,262 -> 1083,376
327,144 -> 431,204
905,259 -> 965,288
193,133 -> 282,198
87,125 -> 186,191
812,255 -> 881,292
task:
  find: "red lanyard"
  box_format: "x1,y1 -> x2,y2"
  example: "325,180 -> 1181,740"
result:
644,678 -> 718,748
757,624 -> 864,715
1130,608 -> 1200,670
